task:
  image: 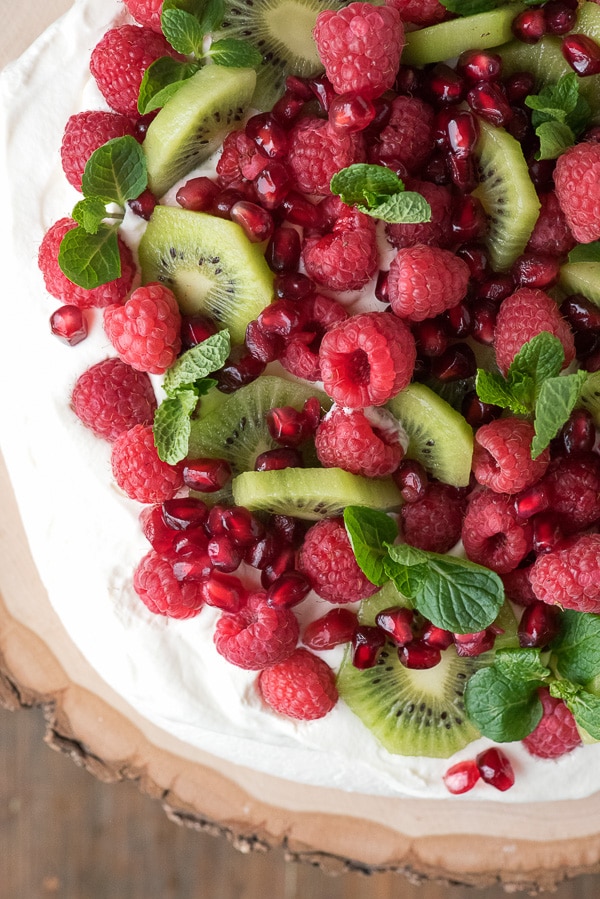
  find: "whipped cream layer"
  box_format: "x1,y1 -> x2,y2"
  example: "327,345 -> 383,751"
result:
2,0 -> 600,803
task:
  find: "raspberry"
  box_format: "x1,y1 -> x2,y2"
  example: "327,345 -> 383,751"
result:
38,218 -> 135,309
279,293 -> 348,381
541,453 -> 600,534
526,190 -> 576,258
522,687 -> 582,759
258,648 -> 338,720
554,141 -> 600,243
529,534 -> 600,612
60,110 -> 138,191
104,283 -> 182,375
387,245 -> 470,322
462,489 -> 532,573
287,116 -> 365,195
71,358 -> 157,442
298,517 -> 377,603
133,550 -> 205,619
500,565 -> 537,607
472,418 -> 550,495
315,406 -> 405,478
385,181 -> 453,250
385,0 -> 448,27
302,223 -> 378,291
313,3 -> 404,100
90,25 -> 180,117
493,287 -> 575,375
371,95 -> 435,173
123,0 -> 164,32
213,592 -> 299,670
319,312 -> 416,407
216,129 -> 268,186
400,482 -> 466,554
111,424 -> 183,503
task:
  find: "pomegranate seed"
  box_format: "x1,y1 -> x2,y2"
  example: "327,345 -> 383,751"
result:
255,447 -> 303,471
430,343 -> 477,381
254,162 -> 291,210
528,157 -> 556,190
544,0 -> 578,35
476,274 -> 515,303
162,498 -> 209,530
245,319 -> 283,363
246,113 -> 288,158
208,505 -> 264,547
267,570 -> 311,608
451,194 -> 487,241
274,272 -> 315,301
211,187 -> 247,219
532,511 -> 563,554
395,65 -> 421,95
414,319 -> 449,357
476,748 -> 515,791
454,630 -> 495,657
201,571 -> 248,612
352,626 -> 386,669
258,299 -> 303,336
303,608 -> 358,650
260,545 -> 296,587
266,227 -> 300,274
504,71 -> 537,105
561,294 -> 600,331
180,314 -> 216,349
309,74 -> 336,112
518,600 -> 562,648
433,107 -> 454,150
426,63 -> 465,104
446,110 -> 479,158
182,458 -> 232,493
392,459 -> 428,503
285,75 -> 314,101
280,191 -> 322,228
230,200 -> 274,243
457,49 -> 502,83
303,397 -> 322,431
244,533 -> 277,570
461,391 -> 502,428
328,93 -> 376,132
512,8 -> 547,43
134,111 -> 158,140
128,188 -> 157,220
272,90 -> 305,126
574,329 -> 600,362
559,408 -> 596,455
511,253 -> 560,289
467,81 -> 513,127
375,607 -> 414,646
562,33 -> 600,75
215,346 -> 266,392
139,505 -> 177,554
271,513 -> 307,546
421,622 -> 454,650
171,528 -> 209,557
50,305 -> 88,345
471,300 -> 498,345
375,270 -> 390,304
506,106 -> 533,144
456,245 -> 490,281
443,301 -> 473,338
514,483 -> 551,520
422,152 -> 450,185
448,153 -> 478,192
267,405 -> 313,446
207,534 -> 242,572
398,640 -> 441,669
171,552 -> 212,582
368,96 -> 394,134
443,759 -> 481,794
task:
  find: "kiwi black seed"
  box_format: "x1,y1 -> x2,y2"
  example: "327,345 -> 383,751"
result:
138,206 -> 274,343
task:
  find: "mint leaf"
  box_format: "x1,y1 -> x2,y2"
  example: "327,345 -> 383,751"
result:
138,57 -> 200,114
568,241 -> 600,263
153,389 -> 198,464
475,369 -> 529,413
163,330 -> 231,396
330,164 -> 404,206
207,38 -> 263,68
550,681 -> 600,740
161,8 -> 205,55
531,369 -> 588,458
358,191 -> 431,225
525,73 -> 590,159
383,554 -> 428,597
552,610 -> 600,685
58,223 -> 121,289
71,197 -> 109,234
201,0 -> 225,31
81,136 -> 147,206
510,331 -> 564,389
343,506 -> 397,587
536,120 -> 575,160
439,0 -> 502,13
195,377 -> 218,396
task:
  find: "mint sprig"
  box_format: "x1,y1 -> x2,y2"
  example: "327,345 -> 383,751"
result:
551,611 -> 600,686
330,164 -> 431,225
525,73 -> 591,160
138,58 -> 201,115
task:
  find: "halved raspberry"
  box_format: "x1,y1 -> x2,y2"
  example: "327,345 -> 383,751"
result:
541,453 -> 600,534
123,0 -> 164,32
522,687 -> 582,759
371,95 -> 435,173
462,489 -> 532,574
472,418 -> 550,494
298,517 -> 378,603
319,312 -> 416,407
61,110 -> 138,191
111,424 -> 183,503
401,482 -> 466,554
216,129 -> 268,186
554,140 -> 600,243
302,223 -> 378,291
258,648 -> 338,720
104,283 -> 182,374
287,116 -> 365,195
387,245 -> 470,322
133,550 -> 205,619
529,534 -> 600,613
71,358 -> 157,442
315,405 -> 405,478
385,181 -> 453,250
493,287 -> 575,375
213,592 -> 299,670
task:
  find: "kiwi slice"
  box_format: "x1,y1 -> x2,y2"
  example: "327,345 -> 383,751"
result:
577,370 -> 600,425
472,120 -> 540,272
215,0 -> 347,110
559,262 -> 600,307
138,206 -> 274,344
402,6 -> 521,67
232,467 -> 402,520
386,382 -> 473,488
144,65 -> 256,197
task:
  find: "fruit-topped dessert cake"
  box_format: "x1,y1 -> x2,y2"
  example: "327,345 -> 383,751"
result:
4,0 -> 600,857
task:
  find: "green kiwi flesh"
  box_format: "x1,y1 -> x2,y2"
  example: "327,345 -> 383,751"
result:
577,370 -> 600,426
144,65 -> 256,197
402,6 -> 522,67
386,382 -> 473,488
232,467 -> 402,520
559,262 -> 600,307
215,0 -> 347,110
138,206 -> 274,344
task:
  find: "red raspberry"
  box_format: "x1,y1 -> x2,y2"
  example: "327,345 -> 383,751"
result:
529,534 -> 600,612
554,141 -> 600,243
526,191 -> 576,258
90,25 -> 180,117
462,489 -> 532,573
279,293 -> 348,381
385,181 -> 453,250
493,287 -> 575,376
302,223 -> 378,291
541,454 -> 600,535
71,358 -> 157,442
313,2 -> 405,100
287,116 -> 365,195
387,245 -> 470,322
297,517 -> 378,603
133,550 -> 205,619
213,592 -> 299,670
258,648 -> 338,720
472,418 -> 550,495
522,687 -> 582,759
104,283 -> 182,375
371,95 -> 435,173
500,565 -> 537,607
123,0 -> 164,32
111,423 -> 183,503
315,406 -> 405,478
60,111 -> 138,191
319,312 -> 416,407
38,218 -> 135,309
385,0 -> 448,27
216,129 -> 268,186
400,482 -> 466,554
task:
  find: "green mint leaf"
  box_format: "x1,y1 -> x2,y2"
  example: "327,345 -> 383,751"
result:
536,120 -> 575,160
357,191 -> 431,225
330,164 -> 405,207
71,197 -> 109,234
58,223 -> 121,289
206,38 -> 263,68
138,57 -> 200,114
153,389 -> 198,464
200,0 -> 225,32
509,330 -> 564,389
475,369 -> 527,413
439,0 -> 501,13
161,8 -> 205,55
195,377 -> 218,397
343,506 -> 398,587
383,554 -> 428,597
550,681 -> 600,740
81,135 -> 147,206
568,241 -> 600,263
552,610 -> 600,685
493,646 -> 552,681
531,369 -> 588,458
163,330 -> 231,396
